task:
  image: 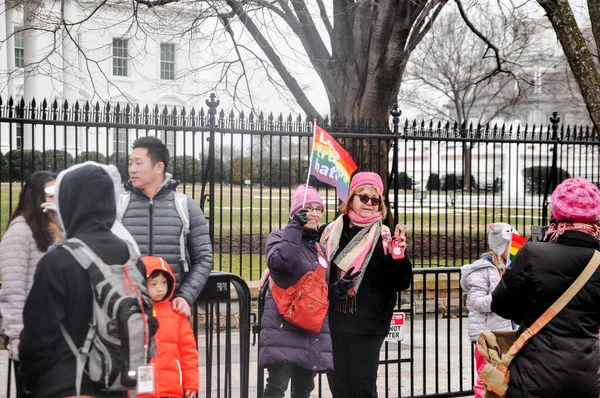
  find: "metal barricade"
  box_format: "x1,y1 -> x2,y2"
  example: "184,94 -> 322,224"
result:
254,268 -> 474,398
194,271 -> 252,398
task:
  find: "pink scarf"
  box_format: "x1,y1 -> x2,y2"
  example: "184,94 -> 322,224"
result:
544,222 -> 600,242
321,210 -> 392,312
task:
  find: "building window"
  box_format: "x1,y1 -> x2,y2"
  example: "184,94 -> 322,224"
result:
112,38 -> 128,77
16,124 -> 23,149
114,128 -> 128,153
14,30 -> 24,68
534,71 -> 542,94
159,130 -> 175,155
160,43 -> 175,80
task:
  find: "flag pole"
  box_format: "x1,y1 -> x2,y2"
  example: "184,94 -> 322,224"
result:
302,119 -> 317,207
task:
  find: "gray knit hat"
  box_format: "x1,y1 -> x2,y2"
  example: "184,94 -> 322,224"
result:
488,222 -> 516,257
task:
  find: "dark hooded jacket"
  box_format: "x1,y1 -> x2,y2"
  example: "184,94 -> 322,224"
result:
491,230 -> 600,398
122,174 -> 213,305
19,163 -> 155,397
258,220 -> 334,372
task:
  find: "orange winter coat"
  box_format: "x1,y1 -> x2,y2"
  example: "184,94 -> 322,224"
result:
139,256 -> 199,398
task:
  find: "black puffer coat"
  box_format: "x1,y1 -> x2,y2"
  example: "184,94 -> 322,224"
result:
324,215 -> 413,336
491,230 -> 600,398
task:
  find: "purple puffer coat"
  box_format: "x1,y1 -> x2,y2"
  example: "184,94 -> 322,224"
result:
258,220 -> 333,373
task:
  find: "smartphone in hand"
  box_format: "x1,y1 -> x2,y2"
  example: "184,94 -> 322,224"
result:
391,236 -> 405,259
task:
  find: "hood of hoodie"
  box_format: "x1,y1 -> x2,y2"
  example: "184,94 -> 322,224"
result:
142,256 -> 176,302
54,162 -> 119,238
124,172 -> 179,198
460,254 -> 495,291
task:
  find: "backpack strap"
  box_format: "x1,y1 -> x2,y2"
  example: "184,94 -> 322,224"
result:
315,242 -> 328,278
57,238 -> 141,397
501,250 -> 600,368
117,192 -> 131,222
57,239 -> 100,398
60,323 -> 95,398
174,192 -> 190,272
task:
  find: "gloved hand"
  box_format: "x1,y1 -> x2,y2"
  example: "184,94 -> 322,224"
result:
329,267 -> 361,300
291,208 -> 308,226
7,337 -> 19,361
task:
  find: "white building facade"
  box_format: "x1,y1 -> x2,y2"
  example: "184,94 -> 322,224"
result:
0,0 -> 211,156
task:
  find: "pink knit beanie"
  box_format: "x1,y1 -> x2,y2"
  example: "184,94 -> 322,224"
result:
289,185 -> 324,216
551,177 -> 600,223
350,172 -> 384,194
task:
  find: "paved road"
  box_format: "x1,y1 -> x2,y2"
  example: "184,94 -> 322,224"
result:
0,314 -> 476,398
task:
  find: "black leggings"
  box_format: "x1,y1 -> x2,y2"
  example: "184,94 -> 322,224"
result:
262,363 -> 316,398
327,333 -> 385,398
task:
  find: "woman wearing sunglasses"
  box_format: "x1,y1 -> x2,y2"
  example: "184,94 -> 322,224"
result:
321,172 -> 413,398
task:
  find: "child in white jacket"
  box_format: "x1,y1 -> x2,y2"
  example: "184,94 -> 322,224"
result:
460,222 -> 515,398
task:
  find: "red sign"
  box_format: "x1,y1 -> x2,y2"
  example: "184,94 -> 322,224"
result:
385,312 -> 405,342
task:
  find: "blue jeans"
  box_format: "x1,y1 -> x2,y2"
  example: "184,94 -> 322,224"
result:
262,364 -> 316,398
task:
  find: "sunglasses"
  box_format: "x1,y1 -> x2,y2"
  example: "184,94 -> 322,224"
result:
357,194 -> 382,206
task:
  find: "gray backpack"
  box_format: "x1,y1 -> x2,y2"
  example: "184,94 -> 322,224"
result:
58,238 -> 154,397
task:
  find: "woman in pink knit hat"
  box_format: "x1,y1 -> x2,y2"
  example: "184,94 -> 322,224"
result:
320,172 -> 413,398
258,184 -> 333,398
491,177 -> 600,398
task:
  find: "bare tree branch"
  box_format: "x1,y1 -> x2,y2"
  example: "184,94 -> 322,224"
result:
225,0 -> 322,118
315,0 -> 333,36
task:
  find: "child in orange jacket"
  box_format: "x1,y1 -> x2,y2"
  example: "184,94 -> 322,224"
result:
139,256 -> 199,398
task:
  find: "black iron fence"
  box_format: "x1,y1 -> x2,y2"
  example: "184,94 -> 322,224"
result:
2,95 -> 600,275
2,94 -> 600,397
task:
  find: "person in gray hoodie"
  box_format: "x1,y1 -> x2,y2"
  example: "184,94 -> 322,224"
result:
460,222 -> 516,398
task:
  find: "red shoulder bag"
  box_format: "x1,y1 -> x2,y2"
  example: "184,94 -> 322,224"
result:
269,243 -> 329,334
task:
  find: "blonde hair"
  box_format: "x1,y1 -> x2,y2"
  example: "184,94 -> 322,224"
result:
339,184 -> 387,219
488,251 -> 505,276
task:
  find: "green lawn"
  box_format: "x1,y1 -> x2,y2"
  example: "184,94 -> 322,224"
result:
1,182 -> 544,237
0,182 -> 540,279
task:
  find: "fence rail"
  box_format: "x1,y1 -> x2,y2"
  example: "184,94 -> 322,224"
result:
2,95 -> 599,397
2,95 -> 599,275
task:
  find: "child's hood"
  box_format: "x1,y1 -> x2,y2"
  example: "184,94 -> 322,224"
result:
460,255 -> 495,291
142,256 -> 176,302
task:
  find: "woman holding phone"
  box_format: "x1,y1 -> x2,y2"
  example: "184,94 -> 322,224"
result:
320,172 -> 413,398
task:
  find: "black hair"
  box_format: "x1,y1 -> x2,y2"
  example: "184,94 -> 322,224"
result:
149,269 -> 168,279
132,136 -> 169,172
147,268 -> 174,301
8,171 -> 58,251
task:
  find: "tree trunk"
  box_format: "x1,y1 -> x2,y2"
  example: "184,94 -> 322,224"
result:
537,0 -> 600,130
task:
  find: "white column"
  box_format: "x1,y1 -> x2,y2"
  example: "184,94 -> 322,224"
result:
0,0 -> 7,95
23,0 -> 54,102
62,0 -> 78,102
0,7 -> 16,153
62,0 -> 79,154
5,6 -> 15,99
23,0 -> 55,150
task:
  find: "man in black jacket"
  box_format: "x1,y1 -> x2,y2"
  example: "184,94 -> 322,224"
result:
19,162 -> 155,397
122,136 -> 213,316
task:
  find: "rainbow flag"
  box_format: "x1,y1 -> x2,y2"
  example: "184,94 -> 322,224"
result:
309,126 -> 358,202
509,233 -> 528,261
